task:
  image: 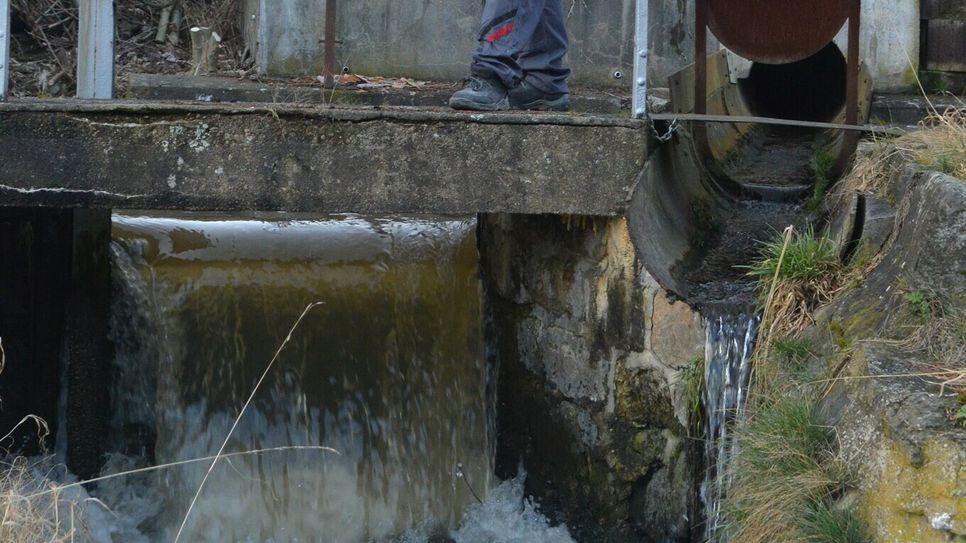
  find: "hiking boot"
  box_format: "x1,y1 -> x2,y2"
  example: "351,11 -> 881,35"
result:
508,80 -> 570,112
449,76 -> 509,111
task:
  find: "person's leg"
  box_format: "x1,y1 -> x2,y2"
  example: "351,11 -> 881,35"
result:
515,0 -> 570,96
450,0 -> 547,110
470,0 -> 548,88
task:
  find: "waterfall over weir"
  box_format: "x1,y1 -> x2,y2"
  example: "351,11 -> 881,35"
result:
701,313 -> 759,542
102,213 -> 495,542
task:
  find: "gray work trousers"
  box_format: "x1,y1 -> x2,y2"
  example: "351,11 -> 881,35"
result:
471,0 -> 571,95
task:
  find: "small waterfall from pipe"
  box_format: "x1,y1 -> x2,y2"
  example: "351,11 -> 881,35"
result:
701,312 -> 759,542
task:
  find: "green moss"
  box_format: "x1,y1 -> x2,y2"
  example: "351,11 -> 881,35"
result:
807,148 -> 837,211
682,355 -> 705,436
842,306 -> 884,339
828,320 -> 851,351
688,198 -> 721,250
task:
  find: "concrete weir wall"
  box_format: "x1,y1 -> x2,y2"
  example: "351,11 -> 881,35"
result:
247,0 -> 920,91
480,215 -> 705,542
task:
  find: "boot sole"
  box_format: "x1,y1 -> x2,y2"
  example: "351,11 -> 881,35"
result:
509,96 -> 571,112
449,96 -> 510,112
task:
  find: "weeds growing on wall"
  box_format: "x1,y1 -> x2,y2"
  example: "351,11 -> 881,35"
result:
746,227 -> 846,337
682,355 -> 706,437
899,106 -> 966,181
721,390 -> 859,543
720,221 -> 870,542
837,105 -> 966,201
719,329 -> 867,543
806,149 -> 837,212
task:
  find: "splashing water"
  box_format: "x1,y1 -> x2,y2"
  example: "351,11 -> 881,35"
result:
448,473 -> 576,543
701,313 -> 759,542
42,212 -> 574,543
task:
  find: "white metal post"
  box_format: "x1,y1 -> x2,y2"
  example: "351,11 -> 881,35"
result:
0,0 -> 10,101
77,0 -> 115,99
632,0 -> 649,118
631,0 -> 648,119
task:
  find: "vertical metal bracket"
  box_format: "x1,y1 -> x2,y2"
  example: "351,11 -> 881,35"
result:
323,0 -> 338,88
631,0 -> 649,118
77,0 -> 115,99
845,0 -> 860,127
0,0 -> 10,101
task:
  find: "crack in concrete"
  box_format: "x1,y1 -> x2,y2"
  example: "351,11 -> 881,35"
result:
0,184 -> 150,199
69,116 -> 186,129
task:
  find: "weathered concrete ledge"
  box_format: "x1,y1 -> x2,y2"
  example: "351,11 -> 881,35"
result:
0,100 -> 647,215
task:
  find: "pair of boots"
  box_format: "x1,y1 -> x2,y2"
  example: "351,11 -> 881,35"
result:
450,76 -> 570,112
448,0 -> 572,112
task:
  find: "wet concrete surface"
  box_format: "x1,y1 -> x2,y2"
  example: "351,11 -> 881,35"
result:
722,127 -> 819,201
684,200 -> 805,313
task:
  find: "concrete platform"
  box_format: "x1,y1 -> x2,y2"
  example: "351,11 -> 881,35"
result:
122,73 -> 628,115
0,99 -> 647,215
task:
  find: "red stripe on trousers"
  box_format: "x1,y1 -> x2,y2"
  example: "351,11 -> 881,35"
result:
485,23 -> 514,43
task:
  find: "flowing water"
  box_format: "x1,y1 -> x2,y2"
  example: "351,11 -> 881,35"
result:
700,313 -> 759,541
74,212 -> 574,543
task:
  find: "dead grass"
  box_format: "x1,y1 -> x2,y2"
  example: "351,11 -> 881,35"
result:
889,303 -> 966,397
898,106 -> 966,181
0,456 -> 90,543
748,227 -> 849,343
839,105 -> 966,200
721,393 -> 857,543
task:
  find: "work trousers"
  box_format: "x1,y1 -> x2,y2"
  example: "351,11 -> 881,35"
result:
471,0 -> 571,95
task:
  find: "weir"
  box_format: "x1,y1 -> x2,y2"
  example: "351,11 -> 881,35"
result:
105,213 -> 491,541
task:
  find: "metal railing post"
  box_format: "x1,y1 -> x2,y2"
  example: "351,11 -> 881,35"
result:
631,0 -> 649,118
77,0 -> 115,99
0,0 -> 10,101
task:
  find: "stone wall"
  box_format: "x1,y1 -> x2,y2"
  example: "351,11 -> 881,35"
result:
479,214 -> 706,542
816,164 -> 966,541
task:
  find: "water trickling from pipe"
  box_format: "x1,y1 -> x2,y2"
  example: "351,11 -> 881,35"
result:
701,312 -> 759,542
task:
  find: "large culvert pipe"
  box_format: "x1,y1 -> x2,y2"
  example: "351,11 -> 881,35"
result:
694,0 -> 861,196
629,1 -> 872,301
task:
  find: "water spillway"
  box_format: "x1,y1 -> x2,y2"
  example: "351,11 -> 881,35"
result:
104,213 -> 492,541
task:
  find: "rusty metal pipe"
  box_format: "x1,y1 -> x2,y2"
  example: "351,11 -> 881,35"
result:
707,0 -> 850,64
323,0 -> 337,88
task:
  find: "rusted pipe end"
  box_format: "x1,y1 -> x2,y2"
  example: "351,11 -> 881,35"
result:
708,0 -> 850,64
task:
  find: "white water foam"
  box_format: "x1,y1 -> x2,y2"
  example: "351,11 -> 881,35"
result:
18,459 -> 573,543
448,473 -> 575,543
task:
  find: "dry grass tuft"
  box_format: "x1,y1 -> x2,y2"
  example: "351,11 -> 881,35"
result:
840,105 -> 966,200
748,227 -> 848,340
721,393 -> 859,543
898,106 -> 966,181
892,303 -> 966,397
0,456 -> 88,543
